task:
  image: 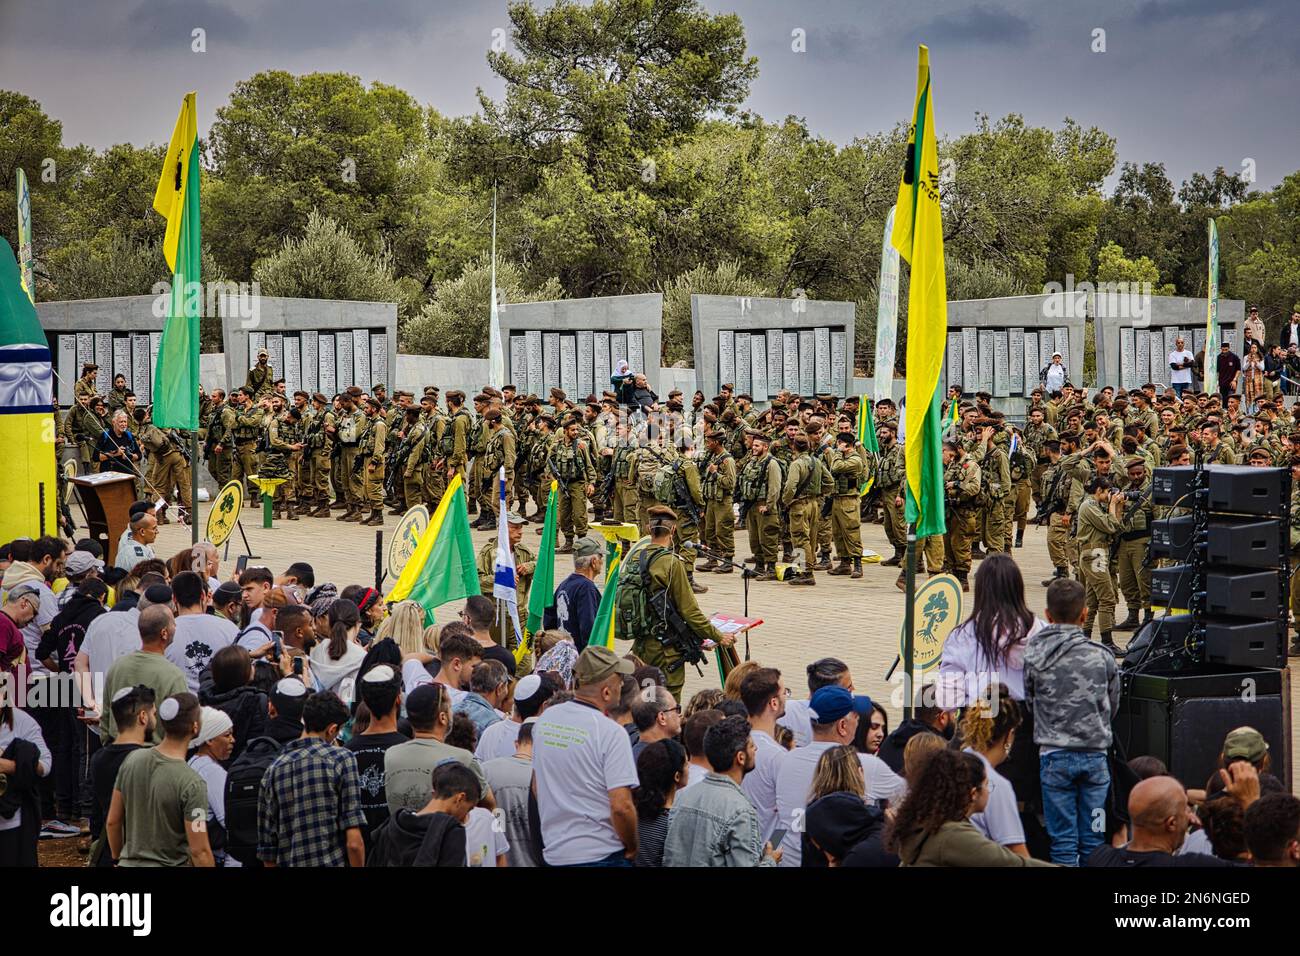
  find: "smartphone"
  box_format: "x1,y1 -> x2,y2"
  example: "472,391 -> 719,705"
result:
292,656 -> 304,678
272,630 -> 284,663
236,555 -> 250,574
768,828 -> 788,851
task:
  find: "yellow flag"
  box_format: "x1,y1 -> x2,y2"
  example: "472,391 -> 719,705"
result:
891,45 -> 948,538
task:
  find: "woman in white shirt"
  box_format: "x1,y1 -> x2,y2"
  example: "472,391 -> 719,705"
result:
310,599 -> 366,705
188,706 -> 240,866
937,554 -> 1047,856
959,686 -> 1029,858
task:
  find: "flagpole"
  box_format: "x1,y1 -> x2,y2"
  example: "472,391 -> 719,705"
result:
903,522 -> 916,721
191,432 -> 199,544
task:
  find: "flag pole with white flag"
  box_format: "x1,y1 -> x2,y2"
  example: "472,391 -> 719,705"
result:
487,183 -> 505,389
492,465 -> 522,645
874,204 -> 900,405
1203,218 -> 1219,386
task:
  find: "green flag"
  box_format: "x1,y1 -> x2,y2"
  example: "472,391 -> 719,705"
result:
587,550 -> 622,650
150,92 -> 201,429
386,475 -> 481,625
526,481 -> 559,635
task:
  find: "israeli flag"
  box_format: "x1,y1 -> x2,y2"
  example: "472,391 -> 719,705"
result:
1009,432 -> 1020,456
493,466 -> 522,640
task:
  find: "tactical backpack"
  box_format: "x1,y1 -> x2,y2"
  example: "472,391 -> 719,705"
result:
223,735 -> 285,866
652,460 -> 679,503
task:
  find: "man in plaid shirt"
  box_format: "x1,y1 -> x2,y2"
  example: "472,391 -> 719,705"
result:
258,689 -> 366,867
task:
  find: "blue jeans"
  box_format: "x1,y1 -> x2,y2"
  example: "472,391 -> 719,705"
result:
1172,383 -> 1188,398
1039,750 -> 1110,866
552,849 -> 633,867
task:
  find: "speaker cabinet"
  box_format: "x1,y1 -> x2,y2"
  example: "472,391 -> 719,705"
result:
1204,619 -> 1287,670
1205,519 -> 1284,569
1150,516 -> 1195,562
1206,465 -> 1286,517
1204,569 -> 1280,619
1114,668 -> 1290,790
1151,565 -> 1193,608
1152,466 -> 1197,507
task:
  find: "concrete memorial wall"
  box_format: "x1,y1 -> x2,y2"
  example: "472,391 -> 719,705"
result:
690,295 -> 855,403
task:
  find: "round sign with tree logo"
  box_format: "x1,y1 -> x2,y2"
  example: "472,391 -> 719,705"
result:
387,504 -> 430,580
898,574 -> 962,672
205,480 -> 244,548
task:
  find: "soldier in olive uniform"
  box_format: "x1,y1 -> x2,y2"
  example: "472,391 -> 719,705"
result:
224,387 -> 264,504
780,434 -> 823,586
659,434 -> 708,592
74,363 -> 99,403
204,390 -> 230,487
105,373 -> 130,417
356,397 -> 388,526
609,420 -> 640,524
549,417 -> 596,553
480,409 -> 516,522
262,401 -> 302,520
335,389 -> 365,520
440,390 -> 473,496
245,349 -> 275,398
393,406 -> 428,512
699,430 -> 737,572
476,512 -> 537,652
66,391 -> 106,474
877,422 -> 906,566
826,431 -> 865,578
738,430 -> 782,580
615,505 -> 734,702
305,392 -> 337,516
941,440 -> 983,591
1076,474 -> 1126,653
1113,455 -> 1153,631
972,420 -> 1010,555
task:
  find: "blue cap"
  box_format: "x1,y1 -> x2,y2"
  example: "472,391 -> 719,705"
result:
809,686 -> 873,724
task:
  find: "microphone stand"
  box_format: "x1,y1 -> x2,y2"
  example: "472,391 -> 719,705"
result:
690,540 -> 758,661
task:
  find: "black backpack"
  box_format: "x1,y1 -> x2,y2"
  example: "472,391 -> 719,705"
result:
223,735 -> 284,866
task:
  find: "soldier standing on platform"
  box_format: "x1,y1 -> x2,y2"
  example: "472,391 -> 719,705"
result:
245,349 -> 275,398
699,429 -> 736,574
74,362 -> 99,403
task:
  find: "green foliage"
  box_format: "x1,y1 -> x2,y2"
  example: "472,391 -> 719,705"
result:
252,210 -> 407,311
659,260 -> 769,365
401,255 -> 563,358
1094,241 -> 1175,293
1219,172 -> 1300,329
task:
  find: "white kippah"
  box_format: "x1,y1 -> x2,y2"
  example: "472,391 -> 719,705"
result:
275,677 -> 308,697
514,674 -> 542,701
111,686 -> 137,704
362,664 -> 395,683
158,697 -> 180,721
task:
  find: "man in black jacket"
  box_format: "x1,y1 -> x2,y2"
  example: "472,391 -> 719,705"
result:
875,705 -> 956,775
368,761 -> 476,867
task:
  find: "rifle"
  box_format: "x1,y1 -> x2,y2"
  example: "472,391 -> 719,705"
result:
672,464 -> 703,529
638,547 -> 707,670
1035,465 -> 1068,527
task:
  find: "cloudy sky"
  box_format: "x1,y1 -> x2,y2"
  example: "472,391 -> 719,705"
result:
1,0 -> 1295,190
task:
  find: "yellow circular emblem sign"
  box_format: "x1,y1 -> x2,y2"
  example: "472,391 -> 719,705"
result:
899,573 -> 963,672
206,480 -> 244,548
387,504 -> 430,580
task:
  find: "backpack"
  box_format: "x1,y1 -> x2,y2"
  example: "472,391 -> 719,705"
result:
652,460 -> 679,503
636,450 -> 662,494
615,545 -> 670,644
223,736 -> 285,866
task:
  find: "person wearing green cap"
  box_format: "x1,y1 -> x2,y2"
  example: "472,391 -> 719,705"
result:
531,645 -> 638,866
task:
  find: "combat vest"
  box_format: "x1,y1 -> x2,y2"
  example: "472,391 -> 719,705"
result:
614,543 -> 706,667
439,409 -> 471,459
737,452 -> 773,502
831,451 -> 864,495
337,410 -> 360,445
699,451 -> 732,501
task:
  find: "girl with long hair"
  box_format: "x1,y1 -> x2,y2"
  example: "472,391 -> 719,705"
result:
886,750 -> 1053,868
809,744 -> 866,803
309,599 -> 365,704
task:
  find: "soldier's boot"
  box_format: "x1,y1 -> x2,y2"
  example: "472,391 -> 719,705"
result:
895,572 -> 906,592
881,546 -> 904,567
1040,566 -> 1068,587
388,504 -> 406,516
970,544 -> 988,560
826,559 -> 852,576
331,497 -> 348,510
698,559 -> 719,572
1141,608 -> 1154,626
1100,631 -> 1122,656
311,501 -> 331,518
359,508 -> 382,526
1015,530 -> 1025,548
812,551 -> 832,572
850,558 -> 863,580
782,547 -> 793,563
286,501 -> 299,521
789,569 -> 816,586
957,572 -> 970,593
335,503 -> 352,521
558,536 -> 574,554
752,563 -> 772,581
714,560 -> 733,574
1114,609 -> 1140,632
272,500 -> 283,520
743,555 -> 758,564
689,573 -> 709,594
345,505 -> 366,522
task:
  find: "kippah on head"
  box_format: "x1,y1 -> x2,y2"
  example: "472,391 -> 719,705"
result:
158,698 -> 180,721
363,664 -> 396,683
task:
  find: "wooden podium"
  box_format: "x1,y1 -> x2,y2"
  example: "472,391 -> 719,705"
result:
71,472 -> 137,566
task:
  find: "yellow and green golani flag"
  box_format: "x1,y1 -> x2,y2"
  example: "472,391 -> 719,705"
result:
891,45 -> 948,538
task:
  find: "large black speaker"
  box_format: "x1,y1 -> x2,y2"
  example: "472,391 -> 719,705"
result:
1152,466 -> 1197,507
1151,565 -> 1193,608
1204,620 -> 1287,670
1206,465 -> 1286,516
1114,667 -> 1291,790
1205,519 -> 1285,569
1150,515 -> 1195,562
1204,569 -> 1280,619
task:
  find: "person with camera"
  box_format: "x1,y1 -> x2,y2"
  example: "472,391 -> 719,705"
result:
1075,475 -> 1126,654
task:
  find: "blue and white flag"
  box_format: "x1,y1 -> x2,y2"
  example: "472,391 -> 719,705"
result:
1009,432 -> 1020,457
492,466 -> 522,640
